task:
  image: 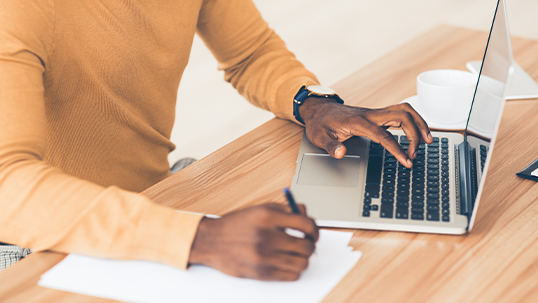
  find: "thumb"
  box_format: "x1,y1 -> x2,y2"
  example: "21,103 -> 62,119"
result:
320,135 -> 347,159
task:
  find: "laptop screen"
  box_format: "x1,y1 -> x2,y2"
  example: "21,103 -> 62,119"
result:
464,0 -> 514,230
465,0 -> 513,140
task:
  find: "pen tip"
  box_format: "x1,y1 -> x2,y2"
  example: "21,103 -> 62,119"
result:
283,187 -> 289,194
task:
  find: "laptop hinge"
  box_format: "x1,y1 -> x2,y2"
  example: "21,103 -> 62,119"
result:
457,141 -> 476,223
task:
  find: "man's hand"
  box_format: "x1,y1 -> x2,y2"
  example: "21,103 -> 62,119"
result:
299,98 -> 433,168
188,203 -> 319,281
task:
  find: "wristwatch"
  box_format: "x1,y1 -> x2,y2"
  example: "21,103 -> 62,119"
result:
293,85 -> 344,124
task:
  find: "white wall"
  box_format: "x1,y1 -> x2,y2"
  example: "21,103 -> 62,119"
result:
169,0 -> 538,165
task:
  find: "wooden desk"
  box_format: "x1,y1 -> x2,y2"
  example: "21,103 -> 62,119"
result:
2,25 -> 538,303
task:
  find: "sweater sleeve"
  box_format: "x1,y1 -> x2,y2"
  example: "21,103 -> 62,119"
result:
0,0 -> 202,269
196,0 -> 320,122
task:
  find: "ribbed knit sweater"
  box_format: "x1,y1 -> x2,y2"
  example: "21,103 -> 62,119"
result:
0,0 -> 318,268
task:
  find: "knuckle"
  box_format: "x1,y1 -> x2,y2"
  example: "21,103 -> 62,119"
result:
255,265 -> 273,279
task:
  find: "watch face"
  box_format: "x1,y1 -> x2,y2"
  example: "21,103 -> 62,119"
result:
307,85 -> 335,96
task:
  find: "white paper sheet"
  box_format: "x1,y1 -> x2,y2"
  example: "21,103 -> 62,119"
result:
39,230 -> 361,303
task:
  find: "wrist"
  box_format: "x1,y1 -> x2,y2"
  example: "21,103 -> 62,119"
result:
298,97 -> 341,125
188,217 -> 216,266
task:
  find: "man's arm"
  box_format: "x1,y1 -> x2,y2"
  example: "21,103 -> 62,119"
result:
196,0 -> 432,167
0,0 -> 203,269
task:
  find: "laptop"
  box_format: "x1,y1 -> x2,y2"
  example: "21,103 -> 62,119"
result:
290,0 -> 514,234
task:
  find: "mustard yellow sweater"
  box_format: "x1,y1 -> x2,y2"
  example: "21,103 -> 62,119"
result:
0,0 -> 318,268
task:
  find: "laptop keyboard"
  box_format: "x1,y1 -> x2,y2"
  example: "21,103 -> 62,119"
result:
362,136 -> 451,222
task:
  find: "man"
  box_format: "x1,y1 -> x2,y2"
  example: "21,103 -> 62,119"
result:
0,0 -> 431,280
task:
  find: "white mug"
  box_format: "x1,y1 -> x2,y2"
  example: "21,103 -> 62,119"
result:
417,69 -> 477,124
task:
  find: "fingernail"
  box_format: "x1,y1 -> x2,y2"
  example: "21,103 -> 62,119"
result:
413,151 -> 417,158
334,146 -> 342,156
406,159 -> 413,167
427,133 -> 433,142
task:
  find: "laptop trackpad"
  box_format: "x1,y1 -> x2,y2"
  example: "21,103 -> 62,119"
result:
297,154 -> 361,188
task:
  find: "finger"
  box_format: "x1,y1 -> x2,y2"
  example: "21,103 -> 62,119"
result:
274,214 -> 319,242
297,204 -> 307,216
252,265 -> 301,281
273,232 -> 316,257
309,130 -> 347,159
264,253 -> 310,274
367,110 -> 422,160
385,103 -> 432,143
349,119 -> 411,168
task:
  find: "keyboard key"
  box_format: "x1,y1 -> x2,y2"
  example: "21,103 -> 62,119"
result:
441,143 -> 449,148
442,209 -> 449,215
384,158 -> 397,163
441,149 -> 449,154
427,211 -> 440,221
442,202 -> 449,209
370,205 -> 379,211
380,204 -> 394,218
413,176 -> 425,183
412,188 -> 424,195
427,193 -> 440,199
397,183 -> 410,189
441,160 -> 449,165
412,165 -> 425,172
398,171 -> 411,178
381,197 -> 394,204
396,208 -> 409,219
397,189 -> 409,196
365,184 -> 380,192
427,205 -> 440,211
384,173 -> 396,180
427,153 -> 439,158
384,162 -> 397,168
384,167 -> 396,174
441,154 -> 449,159
398,178 -> 410,184
363,210 -> 370,217
382,191 -> 394,198
396,201 -> 409,208
428,148 -> 439,153
441,165 -> 449,171
427,187 -> 439,193
442,196 -> 449,203
411,207 -> 424,214
414,160 -> 425,166
382,185 -> 395,191
383,179 -> 395,186
365,192 -> 379,198
441,177 -> 449,183
411,201 -> 424,208
427,181 -> 439,187
427,158 -> 439,164
363,204 -> 371,210
426,199 -> 440,206
427,175 -> 439,181
441,183 -> 449,190
441,138 -> 449,143
442,215 -> 450,222
396,195 -> 410,202
427,164 -> 439,169
364,197 -> 372,204
427,169 -> 439,175
413,171 -> 425,177
400,136 -> 409,144
441,171 -> 449,177
411,195 -> 425,201
366,156 -> 383,184
411,213 -> 424,220
442,189 -> 449,196
412,183 -> 425,189
432,137 -> 439,142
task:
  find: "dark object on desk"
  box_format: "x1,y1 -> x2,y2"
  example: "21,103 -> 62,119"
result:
516,158 -> 538,182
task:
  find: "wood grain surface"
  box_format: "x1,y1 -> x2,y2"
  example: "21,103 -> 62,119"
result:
1,25 -> 538,303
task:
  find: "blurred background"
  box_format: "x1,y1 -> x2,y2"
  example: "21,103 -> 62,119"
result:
169,0 -> 538,165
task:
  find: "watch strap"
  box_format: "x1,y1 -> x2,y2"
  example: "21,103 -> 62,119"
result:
293,86 -> 344,124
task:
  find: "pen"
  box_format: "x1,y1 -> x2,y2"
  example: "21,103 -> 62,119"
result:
283,187 -> 301,214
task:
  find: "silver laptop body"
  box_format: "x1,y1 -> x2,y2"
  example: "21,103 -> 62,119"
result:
290,0 -> 514,235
